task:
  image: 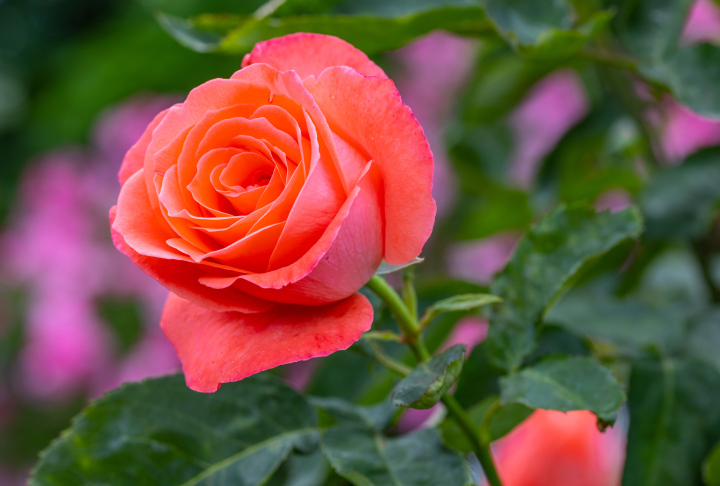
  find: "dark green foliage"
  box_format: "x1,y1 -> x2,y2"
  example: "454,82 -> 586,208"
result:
322,426 -> 473,486
499,357 -> 625,424
30,374 -> 319,486
623,358 -> 720,486
485,204 -> 643,372
391,345 -> 466,409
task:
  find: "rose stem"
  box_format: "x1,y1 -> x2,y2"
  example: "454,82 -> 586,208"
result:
365,275 -> 505,486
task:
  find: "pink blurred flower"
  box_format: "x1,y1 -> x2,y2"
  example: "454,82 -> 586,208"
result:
0,95 -> 177,401
654,0 -> 720,163
99,333 -> 178,395
485,410 -> 625,486
510,70 -> 588,188
441,317 -> 489,353
448,233 -> 519,285
395,32 -> 478,217
284,360 -> 321,392
595,189 -> 633,213
682,0 -> 720,45
661,100 -> 720,162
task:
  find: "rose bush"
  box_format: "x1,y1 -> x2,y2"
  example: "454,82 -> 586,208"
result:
110,33 -> 435,393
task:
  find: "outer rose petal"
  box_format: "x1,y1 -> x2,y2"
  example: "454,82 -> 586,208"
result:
306,66 -> 436,264
110,206 -> 272,314
118,107 -> 172,186
242,33 -> 388,80
161,292 -> 373,392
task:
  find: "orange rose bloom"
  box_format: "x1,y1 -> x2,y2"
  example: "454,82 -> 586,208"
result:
110,33 -> 435,392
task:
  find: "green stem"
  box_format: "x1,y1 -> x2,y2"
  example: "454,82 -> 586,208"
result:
365,275 -> 504,486
368,341 -> 412,376
579,48 -> 639,72
366,276 -> 430,360
403,268 -> 419,321
442,395 -> 504,486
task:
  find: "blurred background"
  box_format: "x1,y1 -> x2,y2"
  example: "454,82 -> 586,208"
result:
1,0 -> 719,484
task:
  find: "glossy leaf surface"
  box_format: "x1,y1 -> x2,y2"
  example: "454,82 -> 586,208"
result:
500,357 -> 625,424
485,204 -> 643,372
31,374 -> 319,486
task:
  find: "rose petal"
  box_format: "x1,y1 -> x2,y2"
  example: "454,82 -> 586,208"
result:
307,66 -> 436,264
144,80 -> 271,208
268,109 -> 345,270
110,206 -> 272,313
231,64 -> 349,194
118,107 -> 172,186
242,32 -> 387,80
202,161 -> 383,304
113,169 -> 186,261
161,291 -> 373,392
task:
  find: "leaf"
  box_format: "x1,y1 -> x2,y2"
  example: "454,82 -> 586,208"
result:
525,324 -> 590,363
156,13 -> 223,53
499,357 -> 625,424
641,148 -> 720,239
321,425 -> 473,486
375,258 -> 424,276
441,397 -> 532,452
310,396 -> 397,431
421,294 -> 501,327
160,4 -> 492,56
547,289 -> 685,356
391,345 -> 467,409
622,358 -> 720,485
454,341 -> 502,408
454,183 -> 534,239
612,0 -> 694,61
482,0 -> 610,59
30,374 -> 319,486
655,43 -> 720,119
686,309 -> 720,375
705,439 -> 720,486
485,204 -> 644,372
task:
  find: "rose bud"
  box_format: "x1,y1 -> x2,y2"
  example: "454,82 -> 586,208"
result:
110,33 -> 436,392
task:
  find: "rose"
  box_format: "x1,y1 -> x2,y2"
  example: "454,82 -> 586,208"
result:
485,410 -> 624,486
110,33 -> 435,392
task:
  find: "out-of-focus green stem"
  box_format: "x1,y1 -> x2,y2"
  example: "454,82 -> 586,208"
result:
365,275 -> 504,486
402,267 -> 419,321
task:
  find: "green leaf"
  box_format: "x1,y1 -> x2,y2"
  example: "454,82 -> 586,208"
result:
310,397 -> 397,431
441,397 -> 532,452
322,425 -> 473,486
160,4 -> 492,56
421,294 -> 501,327
641,148 -> 720,239
375,258 -> 423,276
96,297 -> 144,355
525,324 -> 590,363
656,43 -> 720,119
391,345 -> 466,409
425,294 -> 502,315
622,358 -> 720,485
499,356 -> 625,424
30,374 -> 319,486
485,204 -> 644,372
547,289 -> 685,356
686,309 -> 720,375
455,185 -> 534,239
454,341 -> 502,408
704,439 -> 720,486
612,0 -> 693,61
482,0 -> 610,59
